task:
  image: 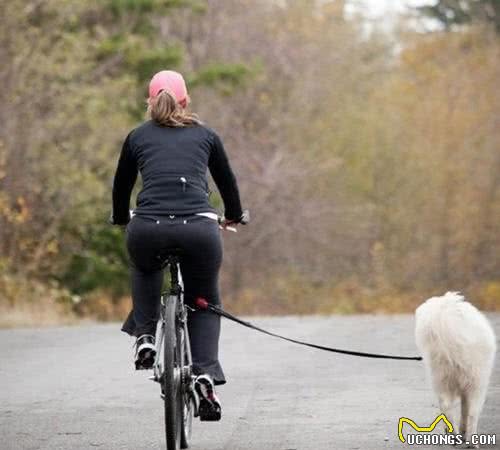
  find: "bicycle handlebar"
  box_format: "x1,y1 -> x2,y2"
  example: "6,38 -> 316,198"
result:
218,209 -> 250,226
218,209 -> 250,232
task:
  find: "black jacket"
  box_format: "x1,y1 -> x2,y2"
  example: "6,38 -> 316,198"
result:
112,121 -> 243,224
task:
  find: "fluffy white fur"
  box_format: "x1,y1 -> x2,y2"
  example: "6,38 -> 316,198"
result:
415,292 -> 496,448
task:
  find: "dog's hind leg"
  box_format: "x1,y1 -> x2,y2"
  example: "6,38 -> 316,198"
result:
461,388 -> 485,449
438,393 -> 457,435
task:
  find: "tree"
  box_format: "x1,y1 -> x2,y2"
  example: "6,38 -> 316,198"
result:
418,0 -> 500,32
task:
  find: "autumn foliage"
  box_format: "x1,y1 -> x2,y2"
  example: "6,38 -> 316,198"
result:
0,0 -> 498,325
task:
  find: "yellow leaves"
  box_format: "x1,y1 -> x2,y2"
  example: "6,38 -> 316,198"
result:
18,237 -> 33,253
475,282 -> 500,311
46,240 -> 59,255
15,197 -> 29,224
400,27 -> 495,85
0,195 -> 30,225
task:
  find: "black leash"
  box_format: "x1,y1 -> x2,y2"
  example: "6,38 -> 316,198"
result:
195,298 -> 422,361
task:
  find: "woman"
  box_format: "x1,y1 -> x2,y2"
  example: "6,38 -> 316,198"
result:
110,70 -> 245,421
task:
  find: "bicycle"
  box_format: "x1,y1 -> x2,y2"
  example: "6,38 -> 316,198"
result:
149,251 -> 195,450
148,211 -> 249,450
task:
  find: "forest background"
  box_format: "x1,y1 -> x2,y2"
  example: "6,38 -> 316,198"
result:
1,0 -> 498,326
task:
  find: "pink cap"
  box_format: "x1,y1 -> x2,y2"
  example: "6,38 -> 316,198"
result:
148,70 -> 188,107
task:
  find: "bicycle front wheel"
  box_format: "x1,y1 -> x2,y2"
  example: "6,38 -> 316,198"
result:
163,295 -> 183,450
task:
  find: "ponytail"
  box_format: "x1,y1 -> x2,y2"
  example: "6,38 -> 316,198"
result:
147,90 -> 201,127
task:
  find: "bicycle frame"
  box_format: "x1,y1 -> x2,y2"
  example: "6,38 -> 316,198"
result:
152,255 -> 193,386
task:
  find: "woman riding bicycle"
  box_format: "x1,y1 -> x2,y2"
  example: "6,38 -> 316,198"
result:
110,70 -> 244,421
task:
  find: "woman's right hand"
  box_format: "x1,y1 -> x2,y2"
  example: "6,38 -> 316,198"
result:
219,210 -> 250,228
219,210 -> 249,232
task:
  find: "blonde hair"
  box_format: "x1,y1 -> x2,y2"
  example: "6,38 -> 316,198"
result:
147,90 -> 201,127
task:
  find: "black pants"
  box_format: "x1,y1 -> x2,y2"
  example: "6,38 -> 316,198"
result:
121,214 -> 226,385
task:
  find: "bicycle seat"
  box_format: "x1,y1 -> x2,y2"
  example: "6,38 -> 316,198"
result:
157,248 -> 183,267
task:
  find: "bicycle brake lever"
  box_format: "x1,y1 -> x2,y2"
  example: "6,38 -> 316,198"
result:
219,225 -> 237,232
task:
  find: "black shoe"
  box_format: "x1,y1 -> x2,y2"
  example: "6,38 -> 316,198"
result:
134,334 -> 156,370
195,374 -> 222,421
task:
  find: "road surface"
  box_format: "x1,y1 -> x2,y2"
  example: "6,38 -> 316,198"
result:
1,315 -> 499,450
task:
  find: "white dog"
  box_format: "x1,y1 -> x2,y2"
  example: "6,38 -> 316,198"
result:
415,292 -> 496,448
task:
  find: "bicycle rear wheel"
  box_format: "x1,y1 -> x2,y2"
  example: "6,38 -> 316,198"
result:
163,295 -> 183,450
180,325 -> 194,449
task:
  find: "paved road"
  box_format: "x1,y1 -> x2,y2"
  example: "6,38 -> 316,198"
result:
1,315 -> 499,450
